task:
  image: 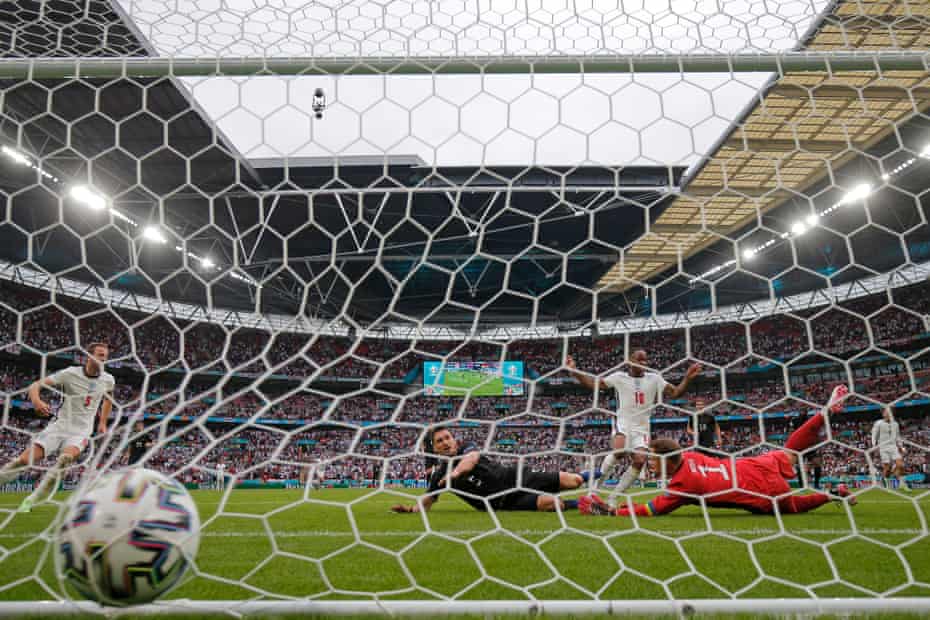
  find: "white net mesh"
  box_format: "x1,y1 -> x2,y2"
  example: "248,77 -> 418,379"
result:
1,0 -> 930,614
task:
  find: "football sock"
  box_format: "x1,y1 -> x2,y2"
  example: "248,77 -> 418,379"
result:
580,470 -> 602,483
595,454 -> 618,491
32,471 -> 60,501
785,412 -> 826,452
613,465 -> 641,494
563,499 -> 579,509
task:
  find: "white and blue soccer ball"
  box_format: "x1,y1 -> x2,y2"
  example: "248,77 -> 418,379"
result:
56,468 -> 201,606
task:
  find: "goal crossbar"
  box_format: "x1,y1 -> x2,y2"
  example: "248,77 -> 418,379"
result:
0,52 -> 927,79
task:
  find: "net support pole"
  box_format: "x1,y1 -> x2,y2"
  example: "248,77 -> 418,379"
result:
2,599 -> 930,616
0,52 -> 927,79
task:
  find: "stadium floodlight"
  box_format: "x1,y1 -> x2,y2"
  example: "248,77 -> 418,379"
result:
142,226 -> 167,244
840,183 -> 872,205
200,257 -> 215,269
791,221 -> 808,236
1,145 -> 30,166
805,213 -> 819,227
69,185 -> 107,211
921,144 -> 930,158
742,248 -> 756,260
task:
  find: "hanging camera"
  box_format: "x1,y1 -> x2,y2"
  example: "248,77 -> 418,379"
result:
312,88 -> 326,120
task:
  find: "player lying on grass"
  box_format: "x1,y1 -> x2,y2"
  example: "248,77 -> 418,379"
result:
580,385 -> 855,517
391,426 -> 585,513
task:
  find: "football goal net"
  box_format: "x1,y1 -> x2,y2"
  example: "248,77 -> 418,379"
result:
0,0 -> 929,615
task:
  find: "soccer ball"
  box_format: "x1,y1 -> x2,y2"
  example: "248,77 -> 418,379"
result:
55,468 -> 201,606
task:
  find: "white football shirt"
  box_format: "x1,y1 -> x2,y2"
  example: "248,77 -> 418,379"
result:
602,370 -> 669,430
46,366 -> 116,436
872,418 -> 900,448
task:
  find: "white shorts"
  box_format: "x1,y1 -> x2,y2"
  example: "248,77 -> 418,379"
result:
33,424 -> 90,456
612,417 -> 650,450
879,446 -> 902,464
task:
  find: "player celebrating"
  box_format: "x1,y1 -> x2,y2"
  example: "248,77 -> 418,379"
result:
872,407 -> 908,490
580,385 -> 854,517
567,350 -> 702,507
391,426 -> 585,513
0,343 -> 115,512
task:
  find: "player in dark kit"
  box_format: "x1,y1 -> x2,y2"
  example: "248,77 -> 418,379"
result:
580,385 -> 855,517
688,400 -> 721,456
126,420 -> 152,466
391,426 -> 585,513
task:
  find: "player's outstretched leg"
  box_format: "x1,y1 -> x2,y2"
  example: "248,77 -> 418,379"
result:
19,450 -> 77,513
592,433 -> 627,494
0,445 -> 44,496
784,384 -> 848,455
778,483 -> 857,514
607,449 -> 647,509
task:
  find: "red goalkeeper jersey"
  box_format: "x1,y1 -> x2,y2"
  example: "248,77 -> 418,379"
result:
617,450 -> 796,516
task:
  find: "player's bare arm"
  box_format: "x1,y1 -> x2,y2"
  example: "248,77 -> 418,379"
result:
663,363 -> 703,399
449,450 -> 480,480
565,355 -> 608,391
27,376 -> 57,416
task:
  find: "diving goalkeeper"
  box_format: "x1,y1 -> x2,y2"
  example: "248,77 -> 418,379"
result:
581,385 -> 855,517
391,426 -> 585,513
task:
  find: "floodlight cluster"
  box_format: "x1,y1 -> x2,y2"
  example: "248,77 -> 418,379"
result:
1,144 -> 257,288
2,145 -> 59,183
693,146 -> 928,284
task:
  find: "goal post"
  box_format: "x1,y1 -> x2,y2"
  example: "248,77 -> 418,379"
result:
1,0 -> 930,616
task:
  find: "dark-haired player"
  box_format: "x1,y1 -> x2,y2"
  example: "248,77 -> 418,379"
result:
391,426 -> 585,513
580,385 -> 854,517
0,343 -> 115,512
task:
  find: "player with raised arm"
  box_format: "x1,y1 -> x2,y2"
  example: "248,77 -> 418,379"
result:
567,350 -> 702,507
391,426 -> 585,513
0,343 -> 115,513
872,407 -> 908,490
579,385 -> 854,517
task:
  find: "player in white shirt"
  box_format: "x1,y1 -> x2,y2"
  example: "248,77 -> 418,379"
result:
0,343 -> 115,512
567,350 -> 702,507
871,407 -> 908,490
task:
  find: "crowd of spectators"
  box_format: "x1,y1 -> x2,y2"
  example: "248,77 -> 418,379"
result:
0,278 -> 928,489
3,279 -> 929,383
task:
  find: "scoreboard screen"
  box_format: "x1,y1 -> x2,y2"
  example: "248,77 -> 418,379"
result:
423,361 -> 524,397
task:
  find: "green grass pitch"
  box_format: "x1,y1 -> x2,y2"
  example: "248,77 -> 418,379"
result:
438,371 -> 507,396
0,488 -> 928,612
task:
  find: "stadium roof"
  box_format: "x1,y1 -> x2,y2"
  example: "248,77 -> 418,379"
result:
595,0 -> 930,292
1,0 -> 929,329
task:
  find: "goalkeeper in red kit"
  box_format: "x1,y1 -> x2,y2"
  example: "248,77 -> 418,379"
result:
580,385 -> 855,517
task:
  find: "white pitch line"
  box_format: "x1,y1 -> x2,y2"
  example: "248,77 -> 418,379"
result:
0,527 -> 924,540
